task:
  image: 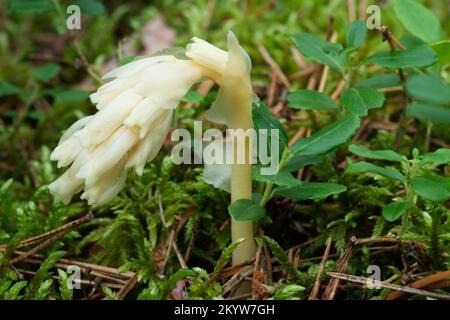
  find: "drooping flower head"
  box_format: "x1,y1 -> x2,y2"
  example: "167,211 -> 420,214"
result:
49,32 -> 253,205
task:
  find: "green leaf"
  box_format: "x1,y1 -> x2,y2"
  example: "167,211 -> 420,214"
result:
407,103 -> 450,125
4,281 -> 27,300
32,63 -> 60,82
288,90 -> 337,110
421,148 -> 450,166
273,284 -> 306,300
345,161 -> 405,182
341,88 -> 367,116
253,166 -> 301,187
101,284 -> 118,300
367,45 -> 436,69
431,40 -> 450,65
411,175 -> 450,201
168,268 -> 196,290
291,32 -> 346,70
283,154 -> 323,172
53,89 -> 90,103
213,238 -> 246,276
228,199 -> 266,222
292,114 -> 360,156
276,182 -> 347,201
393,0 -> 442,43
252,100 -> 288,159
383,201 -> 409,222
57,269 -> 73,300
355,74 -> 402,89
347,20 -> 367,50
0,80 -> 21,96
263,236 -> 302,282
349,144 -> 406,162
72,0 -> 106,15
405,74 -> 450,105
9,0 -> 54,13
354,87 -> 385,109
400,34 -> 426,50
182,90 -> 204,103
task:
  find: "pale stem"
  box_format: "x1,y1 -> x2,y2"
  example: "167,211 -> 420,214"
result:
231,160 -> 256,265
230,127 -> 256,266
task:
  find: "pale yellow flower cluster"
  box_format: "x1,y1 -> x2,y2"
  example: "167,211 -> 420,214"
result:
49,32 -> 250,205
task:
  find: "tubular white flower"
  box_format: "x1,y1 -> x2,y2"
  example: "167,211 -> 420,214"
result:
49,32 -> 251,207
49,55 -> 209,205
186,37 -> 228,75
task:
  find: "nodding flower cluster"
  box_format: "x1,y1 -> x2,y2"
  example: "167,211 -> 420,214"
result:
49,32 -> 253,205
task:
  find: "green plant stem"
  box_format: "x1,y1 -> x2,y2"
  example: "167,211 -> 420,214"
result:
259,148 -> 291,207
424,120 -> 433,153
430,210 -> 439,267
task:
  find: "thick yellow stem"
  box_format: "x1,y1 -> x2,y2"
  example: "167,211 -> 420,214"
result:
202,31 -> 256,266
231,159 -> 255,265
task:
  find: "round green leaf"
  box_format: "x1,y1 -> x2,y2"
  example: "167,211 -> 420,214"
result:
383,201 -> 409,222
405,74 -> 450,105
421,149 -> 450,166
0,80 -> 22,97
393,0 -> 442,43
411,176 -> 450,201
228,199 -> 266,222
291,32 -> 346,70
341,88 -> 367,116
431,40 -> 450,65
32,63 -> 61,82
355,87 -> 385,109
347,20 -> 367,50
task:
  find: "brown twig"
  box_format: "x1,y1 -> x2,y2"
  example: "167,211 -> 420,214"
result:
347,0 -> 356,22
386,270 -> 450,300
331,79 -> 346,100
117,273 -> 138,299
290,46 -> 306,68
268,70 -> 279,106
258,45 -> 291,89
289,65 -> 317,81
214,258 -> 255,282
309,238 -> 332,300
251,244 -> 264,300
378,26 -> 409,150
263,243 -> 273,286
6,213 -> 94,265
9,231 -> 68,265
329,272 -> 450,300
222,267 -> 254,296
322,237 -> 356,300
0,212 -> 94,252
359,0 -> 368,20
